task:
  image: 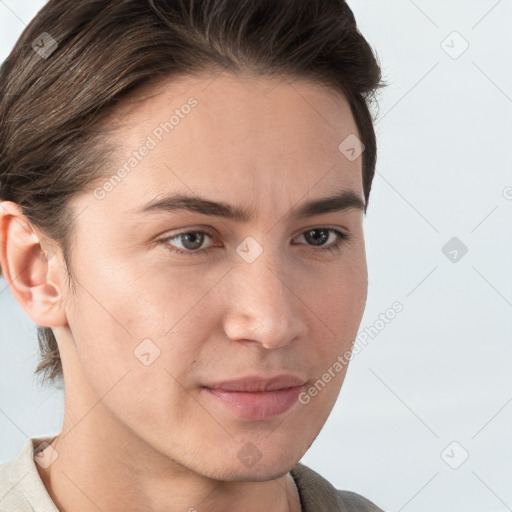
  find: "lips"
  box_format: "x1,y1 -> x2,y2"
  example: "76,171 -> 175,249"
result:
203,374 -> 306,392
202,374 -> 306,420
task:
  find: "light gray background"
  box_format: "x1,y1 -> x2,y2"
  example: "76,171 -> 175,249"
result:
1,1 -> 511,511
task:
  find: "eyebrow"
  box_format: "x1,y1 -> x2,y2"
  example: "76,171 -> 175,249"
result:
135,188 -> 366,221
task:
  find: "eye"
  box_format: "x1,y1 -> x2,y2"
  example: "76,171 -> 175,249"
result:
161,230 -> 216,257
294,228 -> 349,255
159,227 -> 350,257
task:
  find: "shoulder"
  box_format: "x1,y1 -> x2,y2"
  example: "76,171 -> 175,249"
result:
0,437 -> 59,512
0,448 -> 29,511
336,489 -> 384,511
290,462 -> 384,512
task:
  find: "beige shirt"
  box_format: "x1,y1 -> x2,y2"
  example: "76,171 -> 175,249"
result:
0,437 -> 383,511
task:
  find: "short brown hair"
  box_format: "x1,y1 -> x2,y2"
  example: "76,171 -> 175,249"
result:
0,0 -> 385,386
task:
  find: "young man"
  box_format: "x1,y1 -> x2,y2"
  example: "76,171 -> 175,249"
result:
0,1 -> 385,510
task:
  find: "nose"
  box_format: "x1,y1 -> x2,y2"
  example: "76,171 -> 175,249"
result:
222,251 -> 308,350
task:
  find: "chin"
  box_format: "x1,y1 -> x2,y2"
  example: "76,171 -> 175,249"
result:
217,447 -> 301,482
215,463 -> 294,483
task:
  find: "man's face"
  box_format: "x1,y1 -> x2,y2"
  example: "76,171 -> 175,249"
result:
59,71 -> 368,480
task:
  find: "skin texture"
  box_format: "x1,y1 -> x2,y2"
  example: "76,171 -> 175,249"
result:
0,71 -> 368,512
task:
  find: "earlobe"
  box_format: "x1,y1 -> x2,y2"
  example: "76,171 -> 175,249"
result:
0,200 -> 67,328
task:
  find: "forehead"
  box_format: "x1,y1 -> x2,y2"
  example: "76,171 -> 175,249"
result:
110,70 -> 359,155
89,71 -> 363,217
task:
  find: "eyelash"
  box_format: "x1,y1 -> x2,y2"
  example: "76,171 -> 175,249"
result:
159,228 -> 349,257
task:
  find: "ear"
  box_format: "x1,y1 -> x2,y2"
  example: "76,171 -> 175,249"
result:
0,200 -> 68,328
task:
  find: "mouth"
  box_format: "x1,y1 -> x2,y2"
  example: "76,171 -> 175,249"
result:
202,374 -> 306,420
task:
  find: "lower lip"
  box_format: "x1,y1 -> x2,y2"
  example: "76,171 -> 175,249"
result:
202,386 -> 304,420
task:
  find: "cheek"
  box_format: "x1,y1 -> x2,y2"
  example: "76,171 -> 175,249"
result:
65,283 -> 200,430
65,261 -> 216,388
300,259 -> 367,377
313,255 -> 367,327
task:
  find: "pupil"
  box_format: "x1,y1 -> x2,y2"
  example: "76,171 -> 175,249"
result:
183,232 -> 203,250
307,229 -> 328,246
